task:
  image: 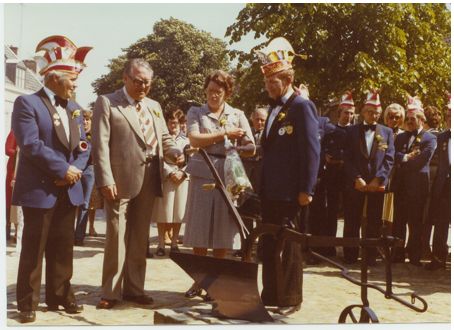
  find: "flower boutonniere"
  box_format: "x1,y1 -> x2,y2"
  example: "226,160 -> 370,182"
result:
71,109 -> 81,119
415,136 -> 421,144
219,114 -> 227,127
277,112 -> 286,122
375,134 -> 383,143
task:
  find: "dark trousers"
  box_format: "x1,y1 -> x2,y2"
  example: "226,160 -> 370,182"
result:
260,198 -> 303,307
343,189 -> 384,263
392,188 -> 428,263
323,165 -> 345,255
16,191 -> 77,311
74,165 -> 95,242
432,178 -> 451,262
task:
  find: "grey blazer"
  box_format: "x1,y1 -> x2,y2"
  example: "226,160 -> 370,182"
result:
92,88 -> 179,199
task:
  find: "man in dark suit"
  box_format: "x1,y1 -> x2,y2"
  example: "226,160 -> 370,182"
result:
321,92 -> 355,257
343,91 -> 395,265
257,37 -> 320,315
11,35 -> 91,323
305,116 -> 336,260
425,104 -> 450,270
391,96 -> 437,266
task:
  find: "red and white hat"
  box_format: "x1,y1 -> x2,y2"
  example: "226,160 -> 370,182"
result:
364,90 -> 381,108
406,95 -> 424,115
339,91 -> 355,107
35,35 -> 92,76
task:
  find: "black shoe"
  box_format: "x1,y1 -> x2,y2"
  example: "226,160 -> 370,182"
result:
74,240 -> 84,247
19,311 -> 36,323
156,247 -> 166,257
170,245 -> 180,253
123,295 -> 154,305
48,302 -> 83,314
147,250 -> 154,258
425,259 -> 445,271
185,284 -> 202,298
276,303 -> 301,316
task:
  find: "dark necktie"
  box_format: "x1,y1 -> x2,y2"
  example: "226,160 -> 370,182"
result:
363,124 -> 376,131
54,95 -> 68,108
269,98 -> 284,108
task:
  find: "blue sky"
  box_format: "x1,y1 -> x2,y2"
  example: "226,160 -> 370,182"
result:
4,3 -> 265,108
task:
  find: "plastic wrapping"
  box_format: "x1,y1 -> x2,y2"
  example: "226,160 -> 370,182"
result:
223,136 -> 253,206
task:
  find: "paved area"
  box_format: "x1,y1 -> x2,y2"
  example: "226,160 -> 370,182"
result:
5,213 -> 451,327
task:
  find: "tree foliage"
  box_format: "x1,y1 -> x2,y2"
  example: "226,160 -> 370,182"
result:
226,3 -> 451,114
92,18 -> 230,111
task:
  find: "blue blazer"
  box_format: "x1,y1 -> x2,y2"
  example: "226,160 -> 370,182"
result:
11,88 -> 90,208
343,123 -> 395,187
391,130 -> 437,194
260,95 -> 320,201
430,131 -> 450,198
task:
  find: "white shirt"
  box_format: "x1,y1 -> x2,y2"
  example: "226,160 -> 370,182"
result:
43,86 -> 70,142
265,88 -> 294,137
363,121 -> 375,156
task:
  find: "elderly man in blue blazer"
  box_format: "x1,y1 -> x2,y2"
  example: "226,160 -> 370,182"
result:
391,96 -> 437,266
11,36 -> 91,323
426,103 -> 451,270
257,38 -> 320,315
343,91 -> 395,265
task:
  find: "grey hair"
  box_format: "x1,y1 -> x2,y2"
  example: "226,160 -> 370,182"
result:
43,70 -> 66,85
384,103 -> 405,125
123,58 -> 153,78
251,107 -> 268,120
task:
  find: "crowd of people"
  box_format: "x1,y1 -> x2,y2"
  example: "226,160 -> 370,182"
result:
7,34 -> 451,323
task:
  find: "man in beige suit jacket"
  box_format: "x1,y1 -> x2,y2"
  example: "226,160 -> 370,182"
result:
92,58 -> 183,309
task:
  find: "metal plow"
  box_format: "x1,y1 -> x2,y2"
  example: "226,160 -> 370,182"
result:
170,148 -> 428,323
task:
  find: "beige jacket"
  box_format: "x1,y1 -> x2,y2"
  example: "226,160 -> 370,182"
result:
92,88 -> 179,199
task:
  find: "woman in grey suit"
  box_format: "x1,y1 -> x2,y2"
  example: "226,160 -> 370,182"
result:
183,70 -> 255,298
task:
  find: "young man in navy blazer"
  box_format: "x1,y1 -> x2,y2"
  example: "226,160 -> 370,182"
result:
391,96 -> 437,266
343,91 -> 395,265
257,38 -> 320,315
426,103 -> 451,270
11,36 -> 91,323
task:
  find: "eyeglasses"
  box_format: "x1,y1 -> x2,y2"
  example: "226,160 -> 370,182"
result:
388,115 -> 402,120
128,75 -> 152,87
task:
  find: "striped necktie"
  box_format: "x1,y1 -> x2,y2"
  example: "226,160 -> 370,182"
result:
136,101 -> 157,152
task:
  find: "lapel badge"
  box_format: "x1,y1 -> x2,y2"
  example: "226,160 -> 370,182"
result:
153,109 -> 161,118
53,113 -> 60,120
286,125 -> 294,135
54,119 -> 61,127
278,127 -> 286,136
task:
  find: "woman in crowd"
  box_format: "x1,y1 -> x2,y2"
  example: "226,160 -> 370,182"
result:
381,103 -> 405,234
151,108 -> 190,256
183,70 -> 255,298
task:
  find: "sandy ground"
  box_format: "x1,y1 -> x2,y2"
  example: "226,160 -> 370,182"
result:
5,213 -> 451,327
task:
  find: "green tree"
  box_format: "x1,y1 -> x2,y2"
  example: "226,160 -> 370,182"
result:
92,18 -> 230,111
226,3 -> 451,114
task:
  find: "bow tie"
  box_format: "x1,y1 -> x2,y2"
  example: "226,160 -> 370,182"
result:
410,130 -> 418,137
269,98 -> 284,108
363,124 -> 376,131
54,95 -> 68,108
